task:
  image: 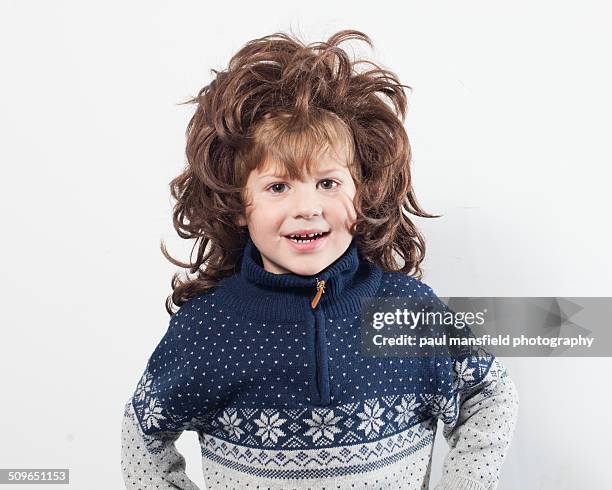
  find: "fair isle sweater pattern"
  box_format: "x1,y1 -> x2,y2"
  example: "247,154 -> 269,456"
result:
121,236 -> 518,489
132,362 -> 505,481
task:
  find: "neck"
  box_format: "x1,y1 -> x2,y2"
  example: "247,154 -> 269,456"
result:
216,236 -> 383,321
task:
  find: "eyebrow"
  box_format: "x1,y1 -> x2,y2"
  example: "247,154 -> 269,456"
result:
258,172 -> 289,180
257,166 -> 346,180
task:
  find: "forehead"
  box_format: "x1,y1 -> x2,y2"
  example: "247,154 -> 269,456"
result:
239,110 -> 361,185
254,142 -> 351,180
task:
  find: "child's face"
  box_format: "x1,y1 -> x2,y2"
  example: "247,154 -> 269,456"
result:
238,144 -> 358,276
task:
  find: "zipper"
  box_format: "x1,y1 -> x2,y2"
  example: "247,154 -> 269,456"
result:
311,278 -> 326,309
310,278 -> 331,405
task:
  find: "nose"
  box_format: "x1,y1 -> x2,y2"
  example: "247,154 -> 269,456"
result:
291,184 -> 323,219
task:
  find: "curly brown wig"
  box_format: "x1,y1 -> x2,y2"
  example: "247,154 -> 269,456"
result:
161,29 -> 439,315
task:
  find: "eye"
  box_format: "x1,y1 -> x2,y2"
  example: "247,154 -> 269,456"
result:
267,182 -> 288,194
319,179 -> 339,190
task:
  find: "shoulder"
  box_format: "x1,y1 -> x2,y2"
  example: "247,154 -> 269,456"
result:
167,289 -> 219,332
377,271 -> 437,299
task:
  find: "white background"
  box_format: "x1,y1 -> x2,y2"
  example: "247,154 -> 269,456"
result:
1,0 -> 611,488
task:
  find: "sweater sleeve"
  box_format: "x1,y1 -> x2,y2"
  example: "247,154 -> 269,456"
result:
121,399 -> 200,489
432,356 -> 519,490
120,318 -> 201,489
422,287 -> 519,490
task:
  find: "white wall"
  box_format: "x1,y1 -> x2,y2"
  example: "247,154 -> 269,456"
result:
0,1 -> 610,488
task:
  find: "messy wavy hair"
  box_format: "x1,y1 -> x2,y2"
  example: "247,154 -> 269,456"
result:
161,29 -> 438,315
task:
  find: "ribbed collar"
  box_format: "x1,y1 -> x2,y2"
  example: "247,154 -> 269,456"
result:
217,235 -> 383,322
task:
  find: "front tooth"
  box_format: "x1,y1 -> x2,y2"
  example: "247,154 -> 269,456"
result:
290,232 -> 321,240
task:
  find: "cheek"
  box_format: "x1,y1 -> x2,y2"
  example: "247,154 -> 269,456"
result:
248,201 -> 284,229
330,189 -> 357,225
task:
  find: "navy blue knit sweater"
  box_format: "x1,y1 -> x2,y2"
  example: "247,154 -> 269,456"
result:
121,236 -> 519,490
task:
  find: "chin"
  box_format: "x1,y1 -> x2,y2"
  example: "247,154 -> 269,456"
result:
288,262 -> 325,277
290,269 -> 322,276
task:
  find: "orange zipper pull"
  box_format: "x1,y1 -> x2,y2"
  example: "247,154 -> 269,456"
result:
311,278 -> 326,309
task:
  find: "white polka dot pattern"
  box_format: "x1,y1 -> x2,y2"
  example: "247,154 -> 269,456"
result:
121,239 -> 518,489
434,359 -> 519,489
121,400 -> 200,489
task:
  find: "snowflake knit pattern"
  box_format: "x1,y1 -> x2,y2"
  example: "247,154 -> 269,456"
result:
121,236 -> 519,489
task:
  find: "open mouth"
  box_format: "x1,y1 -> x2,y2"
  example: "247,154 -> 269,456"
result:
285,231 -> 330,244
